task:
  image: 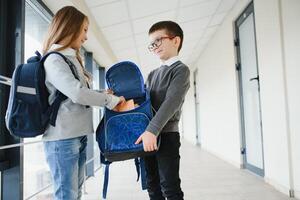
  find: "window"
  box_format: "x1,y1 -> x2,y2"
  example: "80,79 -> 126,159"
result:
92,60 -> 102,170
23,1 -> 104,198
24,1 -> 53,199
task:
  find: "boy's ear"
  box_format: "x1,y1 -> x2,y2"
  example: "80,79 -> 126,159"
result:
174,36 -> 181,48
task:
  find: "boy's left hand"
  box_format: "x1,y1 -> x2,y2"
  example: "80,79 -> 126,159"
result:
135,131 -> 157,152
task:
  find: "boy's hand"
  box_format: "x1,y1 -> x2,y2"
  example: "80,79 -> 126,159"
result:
135,131 -> 158,152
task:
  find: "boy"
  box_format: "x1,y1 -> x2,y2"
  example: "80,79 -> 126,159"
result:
135,21 -> 190,200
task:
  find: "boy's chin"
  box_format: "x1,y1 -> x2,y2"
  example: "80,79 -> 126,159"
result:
156,53 -> 167,60
159,55 -> 170,61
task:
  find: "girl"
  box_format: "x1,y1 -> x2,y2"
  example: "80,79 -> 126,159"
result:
42,6 -> 124,200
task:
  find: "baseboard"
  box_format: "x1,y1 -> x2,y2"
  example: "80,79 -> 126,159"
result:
294,189 -> 300,199
264,177 -> 291,197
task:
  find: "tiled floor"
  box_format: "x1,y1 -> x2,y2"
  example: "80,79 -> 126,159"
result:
82,140 -> 296,200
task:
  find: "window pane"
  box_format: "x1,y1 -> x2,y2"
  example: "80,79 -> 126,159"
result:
92,60 -> 101,169
24,2 -> 52,199
23,2 -> 104,198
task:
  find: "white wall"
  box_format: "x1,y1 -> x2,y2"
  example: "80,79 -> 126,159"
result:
182,0 -> 300,197
181,73 -> 197,145
254,0 -> 292,195
182,0 -> 252,168
280,0 -> 300,197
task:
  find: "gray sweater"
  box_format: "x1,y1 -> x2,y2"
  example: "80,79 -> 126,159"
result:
42,44 -> 120,141
146,61 -> 190,136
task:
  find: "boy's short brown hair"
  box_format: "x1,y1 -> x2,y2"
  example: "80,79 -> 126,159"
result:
149,21 -> 184,52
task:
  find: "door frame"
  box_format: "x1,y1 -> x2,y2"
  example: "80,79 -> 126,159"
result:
193,69 -> 201,146
234,1 -> 265,177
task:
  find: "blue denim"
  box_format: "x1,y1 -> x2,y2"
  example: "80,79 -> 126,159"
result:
44,136 -> 87,200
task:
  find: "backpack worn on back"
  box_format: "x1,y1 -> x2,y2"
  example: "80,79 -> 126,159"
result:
4,51 -> 79,138
96,61 -> 160,199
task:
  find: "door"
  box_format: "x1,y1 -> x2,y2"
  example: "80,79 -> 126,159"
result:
235,2 -> 264,176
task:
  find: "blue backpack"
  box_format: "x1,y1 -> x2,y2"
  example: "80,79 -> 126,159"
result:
4,51 -> 79,138
96,61 -> 159,199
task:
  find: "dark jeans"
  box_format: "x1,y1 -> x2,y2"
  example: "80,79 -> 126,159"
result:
144,132 -> 184,200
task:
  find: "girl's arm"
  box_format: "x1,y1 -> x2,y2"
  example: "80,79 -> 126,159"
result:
44,54 -> 121,110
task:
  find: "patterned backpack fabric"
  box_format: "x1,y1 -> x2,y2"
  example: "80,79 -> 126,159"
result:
96,61 -> 159,199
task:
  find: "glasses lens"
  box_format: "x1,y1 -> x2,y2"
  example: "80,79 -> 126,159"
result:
148,37 -> 164,51
148,42 -> 154,51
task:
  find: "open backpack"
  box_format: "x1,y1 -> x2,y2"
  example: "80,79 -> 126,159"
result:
96,61 -> 159,199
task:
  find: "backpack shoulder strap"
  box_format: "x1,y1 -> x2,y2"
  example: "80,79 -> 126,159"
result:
100,152 -> 111,199
135,158 -> 147,190
42,51 -> 80,80
101,159 -> 146,199
102,164 -> 110,199
41,51 -> 80,126
140,158 -> 147,190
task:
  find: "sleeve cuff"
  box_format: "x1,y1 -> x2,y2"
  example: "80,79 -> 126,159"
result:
146,123 -> 161,136
105,94 -> 120,110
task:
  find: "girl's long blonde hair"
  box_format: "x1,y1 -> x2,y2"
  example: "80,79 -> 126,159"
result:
43,6 -> 91,81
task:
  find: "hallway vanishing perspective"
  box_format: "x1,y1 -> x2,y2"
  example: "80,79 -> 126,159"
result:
1,0 -> 300,199
83,141 -> 295,200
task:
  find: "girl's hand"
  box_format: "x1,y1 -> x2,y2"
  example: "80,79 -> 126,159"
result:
106,89 -> 114,94
118,96 -> 126,104
113,96 -> 126,111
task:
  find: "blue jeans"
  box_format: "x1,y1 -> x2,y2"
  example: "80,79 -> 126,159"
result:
44,136 -> 87,200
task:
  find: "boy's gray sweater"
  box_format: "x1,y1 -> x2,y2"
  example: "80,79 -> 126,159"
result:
146,61 -> 190,136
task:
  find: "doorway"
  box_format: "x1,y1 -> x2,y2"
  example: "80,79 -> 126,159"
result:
235,2 -> 264,176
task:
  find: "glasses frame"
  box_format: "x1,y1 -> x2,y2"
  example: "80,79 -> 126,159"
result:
148,36 -> 176,52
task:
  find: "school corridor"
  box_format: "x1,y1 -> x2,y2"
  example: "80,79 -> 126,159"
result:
1,0 -> 300,199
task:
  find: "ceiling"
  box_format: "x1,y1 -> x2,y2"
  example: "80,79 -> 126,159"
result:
43,0 -> 238,76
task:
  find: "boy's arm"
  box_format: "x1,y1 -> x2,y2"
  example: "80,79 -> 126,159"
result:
146,66 -> 190,136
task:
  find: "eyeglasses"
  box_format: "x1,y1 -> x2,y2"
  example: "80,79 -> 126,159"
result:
148,36 -> 175,52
